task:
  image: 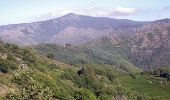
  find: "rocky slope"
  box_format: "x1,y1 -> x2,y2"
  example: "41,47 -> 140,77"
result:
0,13 -> 146,46
86,18 -> 170,70
126,19 -> 170,70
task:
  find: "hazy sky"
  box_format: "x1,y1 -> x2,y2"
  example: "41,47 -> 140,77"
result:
1,0 -> 170,25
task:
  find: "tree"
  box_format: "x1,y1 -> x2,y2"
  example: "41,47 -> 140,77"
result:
0,65 -> 8,73
47,53 -> 54,59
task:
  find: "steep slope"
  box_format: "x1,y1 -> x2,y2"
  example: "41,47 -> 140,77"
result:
125,19 -> 170,70
0,39 -> 170,100
34,18 -> 170,72
86,19 -> 170,70
1,41 -> 131,99
35,43 -> 141,74
34,43 -> 170,100
0,13 -> 146,46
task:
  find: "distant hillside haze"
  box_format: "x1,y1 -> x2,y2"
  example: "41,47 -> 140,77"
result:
0,13 -> 147,46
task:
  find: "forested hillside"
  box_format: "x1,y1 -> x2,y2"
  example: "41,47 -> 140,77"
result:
0,40 -> 170,100
34,43 -> 170,100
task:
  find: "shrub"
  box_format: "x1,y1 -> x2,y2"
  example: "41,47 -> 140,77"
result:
0,65 -> 8,73
11,71 -> 53,99
74,88 -> 97,100
98,94 -> 112,100
47,52 -> 54,59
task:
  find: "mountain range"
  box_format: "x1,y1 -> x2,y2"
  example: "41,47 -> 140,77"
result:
0,13 -> 170,70
0,13 -> 147,45
0,13 -> 170,99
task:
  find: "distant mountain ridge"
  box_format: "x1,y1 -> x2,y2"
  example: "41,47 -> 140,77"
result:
1,13 -> 170,70
84,19 -> 170,70
0,13 -> 147,46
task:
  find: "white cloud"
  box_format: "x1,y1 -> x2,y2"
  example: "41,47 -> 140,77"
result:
113,7 -> 136,14
36,8 -> 74,20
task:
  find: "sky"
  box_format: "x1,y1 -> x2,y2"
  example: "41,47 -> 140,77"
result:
1,0 -> 170,25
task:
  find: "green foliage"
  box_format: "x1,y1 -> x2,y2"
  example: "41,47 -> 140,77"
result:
5,92 -> 21,100
0,59 -> 18,73
46,52 -> 54,59
61,65 -> 128,99
119,74 -> 170,100
73,88 -> 97,100
0,65 -> 8,73
35,44 -> 141,74
98,94 -> 112,100
0,42 -> 169,100
31,70 -> 71,99
9,71 -> 53,100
